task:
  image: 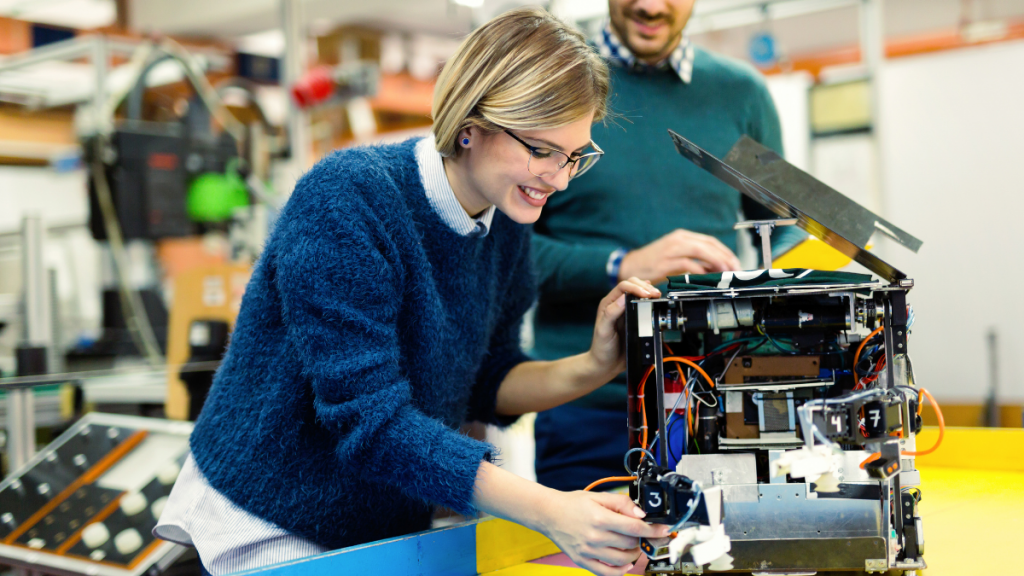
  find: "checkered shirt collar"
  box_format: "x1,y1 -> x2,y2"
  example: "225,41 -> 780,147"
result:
593,23 -> 694,84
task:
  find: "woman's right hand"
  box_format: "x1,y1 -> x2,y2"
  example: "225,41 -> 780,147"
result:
539,490 -> 670,576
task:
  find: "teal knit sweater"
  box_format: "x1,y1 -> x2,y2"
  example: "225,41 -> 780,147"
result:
532,46 -> 801,407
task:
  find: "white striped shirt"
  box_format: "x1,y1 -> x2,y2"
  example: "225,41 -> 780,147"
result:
152,136 -> 495,575
417,134 -> 496,237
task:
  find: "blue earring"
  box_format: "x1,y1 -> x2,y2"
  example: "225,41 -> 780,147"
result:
462,138 -> 470,146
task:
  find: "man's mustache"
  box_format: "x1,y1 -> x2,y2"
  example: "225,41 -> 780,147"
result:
626,10 -> 674,27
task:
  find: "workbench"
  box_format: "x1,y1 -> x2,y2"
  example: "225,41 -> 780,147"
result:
233,427 -> 1024,576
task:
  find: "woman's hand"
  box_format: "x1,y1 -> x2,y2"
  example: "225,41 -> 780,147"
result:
539,490 -> 670,576
586,277 -> 660,381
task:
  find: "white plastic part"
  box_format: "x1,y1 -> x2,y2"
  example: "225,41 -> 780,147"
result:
690,531 -> 731,566
120,492 -> 148,516
702,486 -> 724,527
81,523 -> 110,549
774,445 -> 843,489
707,552 -> 735,571
90,550 -> 107,561
790,454 -> 831,480
27,538 -> 46,549
151,496 -> 169,520
668,527 -> 698,564
114,528 -> 143,555
813,471 -> 842,493
157,461 -> 181,485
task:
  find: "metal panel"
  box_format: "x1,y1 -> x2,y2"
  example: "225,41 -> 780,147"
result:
722,483 -> 883,540
675,454 -> 757,487
668,131 -> 922,282
729,537 -> 887,571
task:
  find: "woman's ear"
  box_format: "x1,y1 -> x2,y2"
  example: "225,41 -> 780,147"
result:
458,127 -> 474,149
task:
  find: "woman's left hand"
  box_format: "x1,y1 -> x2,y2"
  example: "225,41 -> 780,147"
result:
587,277 -> 660,380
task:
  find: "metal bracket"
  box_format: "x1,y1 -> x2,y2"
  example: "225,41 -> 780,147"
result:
865,558 -> 887,573
734,218 -> 798,270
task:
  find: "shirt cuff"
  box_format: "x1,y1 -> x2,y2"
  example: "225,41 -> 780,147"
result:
605,248 -> 628,288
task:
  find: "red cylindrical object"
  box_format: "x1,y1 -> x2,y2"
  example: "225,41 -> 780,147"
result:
290,65 -> 336,109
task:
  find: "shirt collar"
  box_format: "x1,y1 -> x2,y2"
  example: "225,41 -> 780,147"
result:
593,22 -> 695,84
415,135 -> 495,238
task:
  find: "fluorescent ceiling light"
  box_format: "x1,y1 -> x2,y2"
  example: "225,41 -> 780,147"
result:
689,0 -> 856,34
451,0 -> 484,7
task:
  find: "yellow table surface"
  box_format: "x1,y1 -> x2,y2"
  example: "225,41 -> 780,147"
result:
479,428 -> 1024,575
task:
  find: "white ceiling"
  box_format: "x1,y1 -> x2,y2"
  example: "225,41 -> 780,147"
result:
0,0 -> 115,29
131,0 -> 480,38
3,0 -> 1023,68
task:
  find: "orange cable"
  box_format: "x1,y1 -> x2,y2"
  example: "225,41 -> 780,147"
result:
904,388 -> 944,456
859,387 -> 944,469
662,356 -> 716,389
854,326 -> 885,371
584,476 -> 639,492
604,355 -> 720,493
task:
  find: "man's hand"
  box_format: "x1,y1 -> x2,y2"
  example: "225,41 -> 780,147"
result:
539,490 -> 670,576
620,229 -> 740,284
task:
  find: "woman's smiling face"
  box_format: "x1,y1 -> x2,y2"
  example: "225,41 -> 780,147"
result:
447,112 -> 596,225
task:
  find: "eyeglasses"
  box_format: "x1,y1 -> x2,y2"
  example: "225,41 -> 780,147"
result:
503,130 -> 604,180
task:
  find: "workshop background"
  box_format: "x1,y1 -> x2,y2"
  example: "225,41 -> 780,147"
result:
0,0 -> 1022,567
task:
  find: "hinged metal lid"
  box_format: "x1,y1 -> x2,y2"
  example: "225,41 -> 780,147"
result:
669,131 -> 922,283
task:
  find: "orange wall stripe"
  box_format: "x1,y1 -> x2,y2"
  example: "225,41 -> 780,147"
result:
762,19 -> 1024,78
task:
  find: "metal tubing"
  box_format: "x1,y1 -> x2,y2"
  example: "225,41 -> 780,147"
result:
20,217 -> 50,346
91,35 -> 109,136
8,216 -> 51,469
281,0 -> 310,183
0,36 -> 92,73
759,224 -> 773,269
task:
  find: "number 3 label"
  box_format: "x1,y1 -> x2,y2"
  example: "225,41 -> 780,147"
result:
648,492 -> 663,509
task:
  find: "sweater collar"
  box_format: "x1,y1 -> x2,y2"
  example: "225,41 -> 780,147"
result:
415,135 -> 495,238
593,22 -> 694,84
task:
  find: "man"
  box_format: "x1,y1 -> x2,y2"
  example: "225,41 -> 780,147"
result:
531,0 -> 805,491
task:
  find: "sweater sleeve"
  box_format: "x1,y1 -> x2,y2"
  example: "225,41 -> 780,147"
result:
741,73 -> 808,253
530,224 -> 622,304
467,230 -> 535,427
274,184 -> 494,518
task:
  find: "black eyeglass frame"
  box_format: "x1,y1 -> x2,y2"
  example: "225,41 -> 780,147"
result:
503,129 -> 604,180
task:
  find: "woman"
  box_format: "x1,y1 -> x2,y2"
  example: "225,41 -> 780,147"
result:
154,8 -> 669,576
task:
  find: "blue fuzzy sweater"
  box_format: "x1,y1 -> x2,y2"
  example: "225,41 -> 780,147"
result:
189,138 -> 534,550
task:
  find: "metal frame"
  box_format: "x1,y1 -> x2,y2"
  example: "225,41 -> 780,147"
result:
0,35 -> 231,121
628,284 -> 920,573
0,413 -> 193,576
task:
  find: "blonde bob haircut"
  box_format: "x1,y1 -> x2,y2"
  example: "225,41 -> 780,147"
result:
432,7 -> 609,158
